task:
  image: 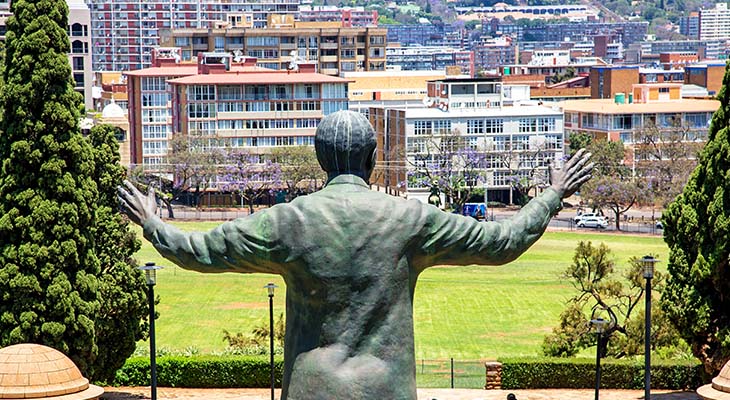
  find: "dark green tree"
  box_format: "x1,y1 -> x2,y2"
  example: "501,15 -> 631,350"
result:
87,125 -> 148,382
662,62 -> 730,375
543,242 -> 682,358
0,0 -> 100,374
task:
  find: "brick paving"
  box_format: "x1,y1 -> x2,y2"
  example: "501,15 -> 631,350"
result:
102,387 -> 701,400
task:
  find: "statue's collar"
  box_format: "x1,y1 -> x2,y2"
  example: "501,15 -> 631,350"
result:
325,174 -> 369,188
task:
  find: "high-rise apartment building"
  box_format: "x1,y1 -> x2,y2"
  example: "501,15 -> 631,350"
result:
699,3 -> 730,40
162,23 -> 387,75
298,6 -> 378,27
680,12 -> 700,39
87,0 -> 300,72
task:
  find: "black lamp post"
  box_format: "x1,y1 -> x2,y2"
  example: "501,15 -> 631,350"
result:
264,283 -> 278,400
138,262 -> 163,400
642,255 -> 658,400
591,317 -> 608,400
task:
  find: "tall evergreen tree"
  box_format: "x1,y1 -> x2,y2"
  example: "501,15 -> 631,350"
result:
662,62 -> 730,375
0,0 -> 100,374
88,125 -> 148,382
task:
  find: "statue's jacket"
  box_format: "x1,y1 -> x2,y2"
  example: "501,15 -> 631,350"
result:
143,174 -> 562,400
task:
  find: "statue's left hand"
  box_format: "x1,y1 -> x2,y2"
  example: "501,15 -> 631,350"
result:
550,149 -> 594,199
118,180 -> 158,227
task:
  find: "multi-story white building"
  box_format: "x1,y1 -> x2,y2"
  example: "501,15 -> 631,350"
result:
371,77 -> 565,204
699,3 -> 730,41
86,0 -> 300,72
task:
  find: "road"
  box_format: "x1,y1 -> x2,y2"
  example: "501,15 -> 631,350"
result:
162,206 -> 665,236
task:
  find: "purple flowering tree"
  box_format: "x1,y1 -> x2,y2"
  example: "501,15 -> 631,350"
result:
580,139 -> 643,230
129,135 -> 224,217
271,145 -> 325,199
221,150 -> 282,214
407,130 -> 488,213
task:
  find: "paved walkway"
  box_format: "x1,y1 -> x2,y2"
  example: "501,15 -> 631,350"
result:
102,387 -> 701,400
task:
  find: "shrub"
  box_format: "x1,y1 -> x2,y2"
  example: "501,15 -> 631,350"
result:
500,357 -> 706,390
112,355 -> 283,388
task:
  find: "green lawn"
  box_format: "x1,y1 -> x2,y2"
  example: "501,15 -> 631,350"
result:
135,222 -> 667,361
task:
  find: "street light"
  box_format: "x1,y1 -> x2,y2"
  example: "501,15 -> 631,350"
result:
138,262 -> 163,400
264,283 -> 278,400
591,317 -> 608,400
642,255 -> 659,400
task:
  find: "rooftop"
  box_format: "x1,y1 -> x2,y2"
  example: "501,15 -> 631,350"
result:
560,98 -> 720,114
401,104 -> 563,118
168,71 -> 352,85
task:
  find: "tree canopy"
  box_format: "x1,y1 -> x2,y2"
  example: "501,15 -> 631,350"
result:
662,62 -> 730,375
0,0 -> 146,380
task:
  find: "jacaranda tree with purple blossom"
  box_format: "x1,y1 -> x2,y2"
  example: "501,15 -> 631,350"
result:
580,139 -> 642,230
221,150 -> 282,214
406,129 -> 487,213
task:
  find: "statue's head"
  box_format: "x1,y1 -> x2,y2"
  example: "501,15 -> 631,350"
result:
315,110 -> 377,183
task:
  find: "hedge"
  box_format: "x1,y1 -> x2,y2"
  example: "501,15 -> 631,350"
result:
112,355 -> 707,390
500,357 -> 708,390
113,355 -> 283,388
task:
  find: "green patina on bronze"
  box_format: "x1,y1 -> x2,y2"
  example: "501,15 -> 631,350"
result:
140,111 -> 567,399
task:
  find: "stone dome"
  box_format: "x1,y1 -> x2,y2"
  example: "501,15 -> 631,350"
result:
698,361 -> 730,400
0,343 -> 104,400
101,100 -> 125,119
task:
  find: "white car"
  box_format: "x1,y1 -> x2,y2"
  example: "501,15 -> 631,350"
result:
576,216 -> 608,229
573,212 -> 604,224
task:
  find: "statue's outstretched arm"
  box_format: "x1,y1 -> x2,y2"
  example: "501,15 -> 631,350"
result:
414,150 -> 593,269
118,180 -> 285,274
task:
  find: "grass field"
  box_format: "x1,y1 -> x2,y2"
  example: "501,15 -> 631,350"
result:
135,222 -> 668,361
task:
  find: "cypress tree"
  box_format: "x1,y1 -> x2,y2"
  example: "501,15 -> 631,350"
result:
0,0 -> 100,373
662,62 -> 730,375
88,125 -> 148,382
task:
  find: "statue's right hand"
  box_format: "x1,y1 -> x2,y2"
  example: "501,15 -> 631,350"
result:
118,180 -> 158,226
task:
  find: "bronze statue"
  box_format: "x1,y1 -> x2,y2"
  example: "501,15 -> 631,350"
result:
119,110 -> 593,399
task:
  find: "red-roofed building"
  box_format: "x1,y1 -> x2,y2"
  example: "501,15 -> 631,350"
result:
124,47 -> 351,170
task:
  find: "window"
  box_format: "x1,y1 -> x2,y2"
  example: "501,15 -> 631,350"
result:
188,103 -> 215,118
537,117 -> 556,132
246,36 -> 279,46
188,85 -> 215,101
214,36 -> 225,50
414,120 -> 432,136
73,73 -> 85,87
142,125 -> 169,139
142,77 -> 166,91
659,87 -> 670,93
142,93 -> 168,107
218,85 -> 242,100
485,118 -> 503,134
467,119 -> 484,135
174,37 -> 190,47
685,112 -> 710,128
519,118 -> 537,133
612,114 -> 633,130
72,56 -> 84,71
